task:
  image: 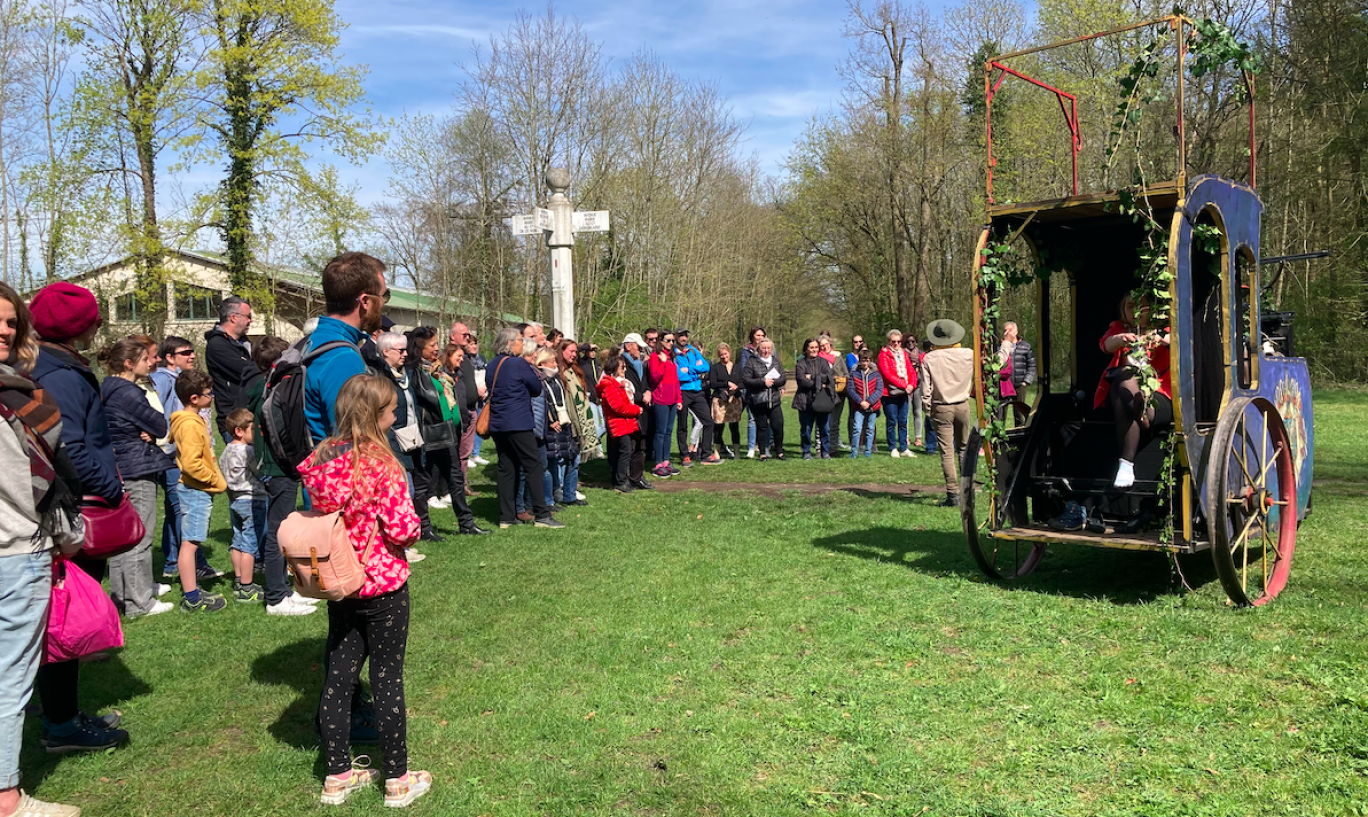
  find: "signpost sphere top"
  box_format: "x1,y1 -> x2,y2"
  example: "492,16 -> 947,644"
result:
545,167 -> 571,194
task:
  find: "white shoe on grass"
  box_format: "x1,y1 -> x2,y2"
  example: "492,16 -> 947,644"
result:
473,456 -> 490,466
266,597 -> 316,616
155,583 -> 172,597
890,449 -> 900,458
290,591 -> 322,606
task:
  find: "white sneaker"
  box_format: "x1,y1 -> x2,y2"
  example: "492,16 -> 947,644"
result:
890,449 -> 900,458
473,456 -> 490,466
155,583 -> 172,596
290,591 -> 322,605
406,547 -> 426,563
146,600 -> 174,616
428,496 -> 450,509
266,597 -> 316,616
575,491 -> 586,501
902,450 -> 916,458
11,790 -> 81,816
746,448 -> 756,459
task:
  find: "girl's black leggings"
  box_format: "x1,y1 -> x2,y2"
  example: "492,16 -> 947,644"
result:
318,584 -> 411,778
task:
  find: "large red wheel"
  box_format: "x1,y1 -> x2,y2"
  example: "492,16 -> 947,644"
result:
1204,396 -> 1298,606
961,428 -> 1045,579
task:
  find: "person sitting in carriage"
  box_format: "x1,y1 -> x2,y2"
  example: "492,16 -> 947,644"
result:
1096,293 -> 1172,489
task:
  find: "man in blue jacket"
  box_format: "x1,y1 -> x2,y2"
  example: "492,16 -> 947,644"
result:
303,252 -> 387,443
672,329 -> 718,466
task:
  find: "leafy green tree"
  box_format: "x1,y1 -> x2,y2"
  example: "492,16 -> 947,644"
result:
191,0 -> 379,290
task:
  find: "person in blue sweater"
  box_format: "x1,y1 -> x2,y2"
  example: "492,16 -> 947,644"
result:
303,252 -> 388,445
487,327 -> 562,529
672,329 -> 718,466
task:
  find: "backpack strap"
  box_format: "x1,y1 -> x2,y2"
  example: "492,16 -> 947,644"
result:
302,340 -> 358,365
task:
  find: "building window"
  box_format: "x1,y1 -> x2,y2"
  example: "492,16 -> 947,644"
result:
175,284 -> 221,321
115,292 -> 145,322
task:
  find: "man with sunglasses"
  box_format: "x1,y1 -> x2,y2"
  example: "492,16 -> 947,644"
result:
150,336 -> 217,580
205,297 -> 258,443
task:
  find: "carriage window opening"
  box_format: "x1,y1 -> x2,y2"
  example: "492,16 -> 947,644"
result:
1191,213 -> 1225,424
1235,248 -> 1257,390
1044,269 -> 1073,393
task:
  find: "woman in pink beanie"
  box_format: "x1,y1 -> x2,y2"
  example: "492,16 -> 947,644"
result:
27,282 -> 131,755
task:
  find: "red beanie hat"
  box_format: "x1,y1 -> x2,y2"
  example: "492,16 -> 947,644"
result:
29,282 -> 101,342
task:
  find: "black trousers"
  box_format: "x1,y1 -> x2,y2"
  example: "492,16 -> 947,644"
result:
606,432 -> 632,488
262,475 -> 298,605
319,585 -> 410,778
407,462 -> 433,536
492,430 -> 548,522
415,447 -> 474,528
630,409 -> 649,481
36,659 -> 80,725
830,398 -> 845,447
753,402 -> 784,454
676,390 -> 713,457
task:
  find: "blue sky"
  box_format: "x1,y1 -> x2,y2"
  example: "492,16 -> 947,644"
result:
328,0 -> 866,203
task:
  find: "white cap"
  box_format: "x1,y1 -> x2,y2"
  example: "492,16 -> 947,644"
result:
622,332 -> 645,346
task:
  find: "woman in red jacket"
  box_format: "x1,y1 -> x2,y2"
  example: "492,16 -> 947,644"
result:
598,353 -> 643,492
645,334 -> 681,478
877,329 -> 918,458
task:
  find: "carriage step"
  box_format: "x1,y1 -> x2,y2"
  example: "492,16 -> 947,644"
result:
1032,477 -> 1162,495
992,525 -> 1172,551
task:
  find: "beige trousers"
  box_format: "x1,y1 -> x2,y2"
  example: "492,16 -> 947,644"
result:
930,402 -> 972,496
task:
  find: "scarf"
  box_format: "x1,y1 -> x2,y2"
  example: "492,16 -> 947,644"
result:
0,365 -> 62,509
892,348 -> 908,383
425,360 -> 457,414
618,375 -> 635,403
542,367 -> 573,426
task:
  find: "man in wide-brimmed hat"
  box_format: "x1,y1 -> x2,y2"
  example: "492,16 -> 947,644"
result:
922,318 -> 975,507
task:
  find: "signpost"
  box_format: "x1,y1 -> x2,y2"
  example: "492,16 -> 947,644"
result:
505,169 -> 608,339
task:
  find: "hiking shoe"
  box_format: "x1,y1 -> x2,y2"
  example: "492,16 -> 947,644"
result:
267,597 -> 316,616
321,762 -> 380,806
42,721 -> 129,754
234,583 -> 264,603
384,770 -> 433,808
1048,501 -> 1086,531
10,790 -> 81,816
180,592 -> 227,613
534,517 -> 564,529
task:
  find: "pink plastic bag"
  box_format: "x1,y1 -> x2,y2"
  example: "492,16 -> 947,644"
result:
45,559 -> 124,664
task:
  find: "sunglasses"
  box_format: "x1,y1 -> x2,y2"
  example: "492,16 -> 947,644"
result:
174,349 -> 194,357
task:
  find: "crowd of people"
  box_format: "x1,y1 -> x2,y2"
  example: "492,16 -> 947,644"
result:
0,246 -> 1045,814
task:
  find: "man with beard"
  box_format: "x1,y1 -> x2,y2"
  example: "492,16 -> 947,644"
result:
303,251 -> 389,443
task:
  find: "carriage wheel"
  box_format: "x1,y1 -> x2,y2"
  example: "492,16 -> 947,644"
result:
1205,396 -> 1298,607
961,428 -> 1045,579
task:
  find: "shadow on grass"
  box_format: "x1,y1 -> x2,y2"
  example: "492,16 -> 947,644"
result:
813,524 -> 1219,605
251,637 -> 327,751
20,654 -> 153,792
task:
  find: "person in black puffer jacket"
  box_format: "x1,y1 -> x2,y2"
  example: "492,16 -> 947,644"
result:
538,350 -> 580,506
741,338 -> 786,460
99,338 -> 176,618
792,338 -> 836,459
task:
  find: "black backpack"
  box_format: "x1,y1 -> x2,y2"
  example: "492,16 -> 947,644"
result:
259,339 -> 356,480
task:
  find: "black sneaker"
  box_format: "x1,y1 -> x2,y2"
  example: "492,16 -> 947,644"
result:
42,721 -> 129,754
180,591 -> 227,612
459,525 -> 491,535
666,465 -> 681,476
534,517 -> 565,529
234,582 -> 264,603
614,484 -> 634,493
196,564 -> 225,580
631,478 -> 654,491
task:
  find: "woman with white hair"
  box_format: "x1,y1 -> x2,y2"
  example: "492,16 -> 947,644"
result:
374,332 -> 432,544
488,327 -> 562,529
877,329 -> 918,458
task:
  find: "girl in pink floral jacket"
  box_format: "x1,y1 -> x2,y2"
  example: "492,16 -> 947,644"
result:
297,374 -> 432,808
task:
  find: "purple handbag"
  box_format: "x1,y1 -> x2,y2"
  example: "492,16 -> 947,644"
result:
80,493 -> 145,559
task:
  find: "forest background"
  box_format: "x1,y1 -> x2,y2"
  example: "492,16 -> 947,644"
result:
0,0 -> 1361,380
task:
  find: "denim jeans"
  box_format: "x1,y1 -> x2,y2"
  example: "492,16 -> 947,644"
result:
159,467 -> 208,574
798,409 -> 831,455
471,433 -> 484,458
883,395 -> 910,452
261,475 -> 298,606
229,495 -> 268,557
924,415 -> 939,453
547,456 -> 579,504
747,409 -> 757,450
178,486 -> 214,542
652,404 -> 677,463
851,410 -> 878,457
0,550 -> 52,788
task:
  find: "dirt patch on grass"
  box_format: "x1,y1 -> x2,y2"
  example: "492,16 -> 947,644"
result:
632,480 -> 946,500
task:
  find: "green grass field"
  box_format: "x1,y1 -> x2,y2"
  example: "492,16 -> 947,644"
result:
20,394 -> 1368,815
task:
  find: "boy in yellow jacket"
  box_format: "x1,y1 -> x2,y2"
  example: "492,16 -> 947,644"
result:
171,369 -> 228,612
